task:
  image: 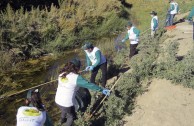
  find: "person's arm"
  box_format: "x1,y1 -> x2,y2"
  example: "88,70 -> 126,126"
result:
122,33 -> 129,42
176,4 -> 179,13
153,18 -> 158,30
85,52 -> 91,66
76,75 -> 103,92
92,50 -> 101,68
133,28 -> 140,38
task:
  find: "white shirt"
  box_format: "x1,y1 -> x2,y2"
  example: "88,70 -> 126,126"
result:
127,26 -> 139,44
16,106 -> 46,126
151,16 -> 158,30
55,72 -> 79,107
170,2 -> 178,14
84,47 -> 106,65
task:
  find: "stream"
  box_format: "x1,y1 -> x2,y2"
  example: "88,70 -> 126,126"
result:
0,49 -> 85,125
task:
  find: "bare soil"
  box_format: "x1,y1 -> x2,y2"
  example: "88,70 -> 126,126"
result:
123,13 -> 194,126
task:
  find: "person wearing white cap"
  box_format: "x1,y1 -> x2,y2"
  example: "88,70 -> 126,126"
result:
121,21 -> 140,59
150,11 -> 159,37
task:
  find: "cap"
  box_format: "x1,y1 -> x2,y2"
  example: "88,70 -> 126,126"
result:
150,11 -> 157,15
82,42 -> 93,50
70,58 -> 81,68
127,21 -> 133,27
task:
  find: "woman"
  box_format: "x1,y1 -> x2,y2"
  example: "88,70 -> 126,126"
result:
55,58 -> 110,126
16,89 -> 53,126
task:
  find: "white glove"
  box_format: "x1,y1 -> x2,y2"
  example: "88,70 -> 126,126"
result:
121,39 -> 125,43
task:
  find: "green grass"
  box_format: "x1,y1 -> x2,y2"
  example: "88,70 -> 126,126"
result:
127,0 -> 194,31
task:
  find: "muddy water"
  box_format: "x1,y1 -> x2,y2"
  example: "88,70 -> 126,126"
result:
0,49 -> 86,125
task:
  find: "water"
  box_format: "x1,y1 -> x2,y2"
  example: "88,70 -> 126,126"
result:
0,49 -> 84,125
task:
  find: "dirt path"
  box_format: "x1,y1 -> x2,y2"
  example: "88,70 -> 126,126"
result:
124,79 -> 194,126
123,13 -> 194,126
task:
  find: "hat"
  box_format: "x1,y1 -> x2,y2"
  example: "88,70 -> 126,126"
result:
82,42 -> 93,50
70,58 -> 81,68
26,89 -> 39,99
127,21 -> 133,26
150,11 -> 157,15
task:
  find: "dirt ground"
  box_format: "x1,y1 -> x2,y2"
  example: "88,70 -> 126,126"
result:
123,13 -> 194,126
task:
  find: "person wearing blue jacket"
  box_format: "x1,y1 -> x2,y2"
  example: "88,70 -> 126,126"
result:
82,43 -> 107,88
150,11 -> 159,37
122,21 -> 140,59
55,58 -> 110,126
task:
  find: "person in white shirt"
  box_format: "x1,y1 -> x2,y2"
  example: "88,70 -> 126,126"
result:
122,21 -> 140,59
16,89 -> 53,126
166,0 -> 179,26
55,58 -> 110,126
150,11 -> 159,37
82,43 -> 107,88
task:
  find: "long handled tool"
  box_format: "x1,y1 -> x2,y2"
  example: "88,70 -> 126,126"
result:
85,74 -> 123,121
0,69 -> 87,100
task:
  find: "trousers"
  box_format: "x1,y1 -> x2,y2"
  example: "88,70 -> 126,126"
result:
90,62 -> 107,87
129,44 -> 138,58
56,104 -> 76,126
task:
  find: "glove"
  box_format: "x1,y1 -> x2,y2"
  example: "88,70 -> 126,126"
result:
88,66 -> 94,71
85,66 -> 90,71
121,39 -> 125,43
102,89 -> 111,96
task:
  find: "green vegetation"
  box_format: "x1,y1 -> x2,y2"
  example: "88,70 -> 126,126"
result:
1,0 -> 194,125
0,0 -> 128,59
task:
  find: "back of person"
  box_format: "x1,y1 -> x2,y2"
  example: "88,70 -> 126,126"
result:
170,1 -> 179,14
17,106 -> 46,126
55,72 -> 79,107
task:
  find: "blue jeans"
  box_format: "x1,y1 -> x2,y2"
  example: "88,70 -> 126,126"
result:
167,14 -> 175,26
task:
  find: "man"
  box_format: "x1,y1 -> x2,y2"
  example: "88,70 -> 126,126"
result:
122,21 -> 140,59
82,42 -> 107,88
55,58 -> 110,126
167,0 -> 179,26
150,11 -> 159,37
16,89 -> 53,126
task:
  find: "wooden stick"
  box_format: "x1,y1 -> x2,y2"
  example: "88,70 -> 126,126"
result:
85,74 -> 123,120
0,70 -> 86,100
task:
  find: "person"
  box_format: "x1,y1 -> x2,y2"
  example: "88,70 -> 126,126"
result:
150,11 -> 159,37
187,6 -> 194,23
166,0 -> 179,26
55,58 -> 110,126
16,89 -> 53,126
82,42 -> 107,88
122,21 -> 140,59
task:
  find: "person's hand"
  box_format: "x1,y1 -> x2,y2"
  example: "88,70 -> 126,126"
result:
89,66 -> 94,71
102,89 -> 111,96
121,39 -> 125,43
85,66 -> 90,71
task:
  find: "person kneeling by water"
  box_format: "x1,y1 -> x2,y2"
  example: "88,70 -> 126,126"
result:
16,89 -> 53,126
55,58 -> 110,126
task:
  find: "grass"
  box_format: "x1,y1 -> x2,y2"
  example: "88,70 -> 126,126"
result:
1,0 -> 194,125
127,0 -> 194,31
